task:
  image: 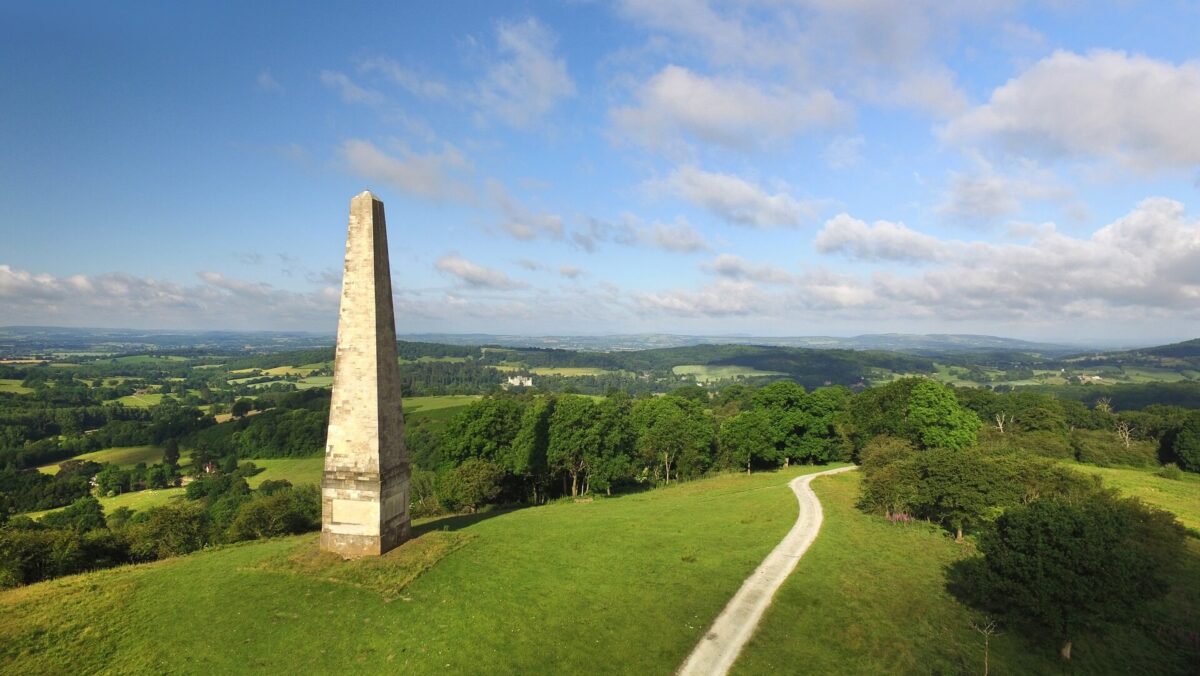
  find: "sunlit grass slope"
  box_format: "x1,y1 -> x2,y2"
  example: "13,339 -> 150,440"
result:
1,466 -> 839,674
735,472 -> 1200,676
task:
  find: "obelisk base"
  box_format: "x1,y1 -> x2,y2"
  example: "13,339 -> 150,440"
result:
320,464 -> 412,559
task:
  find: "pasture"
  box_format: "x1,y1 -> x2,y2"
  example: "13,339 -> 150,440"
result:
0,379 -> 32,394
115,393 -> 165,408
1068,463 -> 1200,533
672,364 -> 785,383
530,366 -> 614,376
1,467 -> 836,674
36,445 -> 164,475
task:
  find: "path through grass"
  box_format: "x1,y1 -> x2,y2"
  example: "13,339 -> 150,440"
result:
1,466 -> 837,674
734,472 -> 1200,675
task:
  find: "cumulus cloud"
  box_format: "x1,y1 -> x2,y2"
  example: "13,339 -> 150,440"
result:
701,254 -> 795,284
487,179 -> 564,240
475,18 -> 575,128
611,65 -> 846,151
435,255 -> 527,290
0,265 -> 338,329
633,279 -> 771,317
319,70 -> 384,105
339,139 -> 473,203
936,164 -> 1071,227
657,166 -> 816,228
615,1 -> 993,118
642,218 -> 710,253
559,265 -> 584,279
944,50 -> 1200,170
815,214 -> 949,263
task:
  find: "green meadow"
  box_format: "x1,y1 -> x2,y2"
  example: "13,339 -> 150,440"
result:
529,366 -> 614,376
36,445 -> 164,475
0,379 -> 32,394
115,393 -> 165,408
1,467 -> 836,674
1067,463 -> 1200,533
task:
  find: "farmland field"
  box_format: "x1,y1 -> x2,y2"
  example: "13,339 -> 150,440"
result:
672,364 -> 785,383
0,379 -> 32,394
36,445 -> 164,475
116,393 -> 165,408
530,366 -> 614,376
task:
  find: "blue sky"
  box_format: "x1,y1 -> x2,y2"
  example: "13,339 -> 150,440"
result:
2,1 -> 1199,343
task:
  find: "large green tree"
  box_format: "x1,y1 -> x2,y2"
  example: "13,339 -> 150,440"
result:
632,396 -> 715,483
718,409 -> 777,473
1172,411 -> 1200,472
904,380 -> 980,450
547,396 -> 599,496
949,492 -> 1186,660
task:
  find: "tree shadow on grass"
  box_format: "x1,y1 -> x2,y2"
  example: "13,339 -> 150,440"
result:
412,506 -> 524,536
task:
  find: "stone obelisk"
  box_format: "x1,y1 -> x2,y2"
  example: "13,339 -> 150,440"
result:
321,191 -> 411,558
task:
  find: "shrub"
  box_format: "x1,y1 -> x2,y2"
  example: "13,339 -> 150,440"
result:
438,459 -> 505,513
126,502 -> 210,559
227,486 -> 319,542
1071,429 -> 1157,467
1156,463 -> 1182,480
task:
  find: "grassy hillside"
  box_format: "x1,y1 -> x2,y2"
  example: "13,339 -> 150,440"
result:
736,472 -> 1200,675
36,445 -> 164,475
1067,463 -> 1200,533
1,466 -> 840,674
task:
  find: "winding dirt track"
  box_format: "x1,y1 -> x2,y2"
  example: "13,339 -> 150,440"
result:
677,465 -> 857,676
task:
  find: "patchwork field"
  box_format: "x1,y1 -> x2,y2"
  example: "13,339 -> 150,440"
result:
672,364 -> 786,383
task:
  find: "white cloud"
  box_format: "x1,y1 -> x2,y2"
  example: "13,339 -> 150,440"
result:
559,265 -> 584,279
476,18 -> 575,128
435,255 -> 526,290
641,217 -> 710,253
658,166 -> 816,228
339,139 -> 473,203
256,69 -> 283,93
358,57 -> 450,100
701,254 -> 795,284
0,266 -> 338,330
487,179 -> 564,240
319,70 -> 384,105
571,214 -> 709,253
633,279 -> 771,317
611,65 -> 846,151
815,214 -> 949,263
944,50 -> 1200,170
936,163 -> 1071,227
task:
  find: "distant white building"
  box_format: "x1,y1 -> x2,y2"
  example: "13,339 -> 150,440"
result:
506,375 -> 533,388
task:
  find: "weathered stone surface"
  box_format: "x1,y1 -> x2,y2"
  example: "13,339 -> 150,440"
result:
321,191 -> 411,558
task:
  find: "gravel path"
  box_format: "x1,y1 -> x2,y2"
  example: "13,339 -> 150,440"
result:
677,465 -> 857,676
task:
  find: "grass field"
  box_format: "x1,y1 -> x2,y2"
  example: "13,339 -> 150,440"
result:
115,393 -> 165,408
0,379 -> 32,394
106,355 -> 189,365
296,375 -> 334,389
530,366 -> 614,377
0,466 -> 839,674
36,445 -> 164,475
735,472 -> 1200,675
672,364 -> 786,383
262,366 -> 316,377
245,457 -> 324,488
403,395 -> 481,415
1067,463 -> 1200,533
